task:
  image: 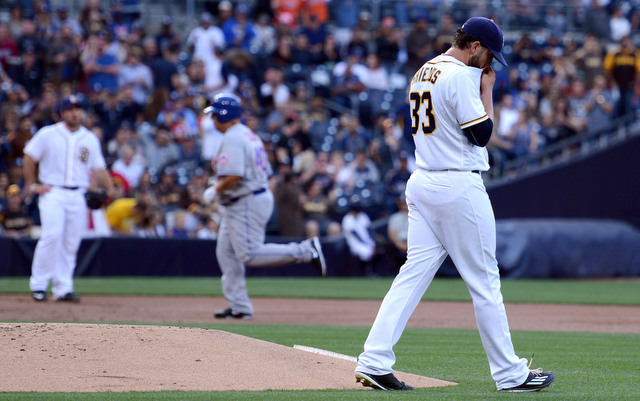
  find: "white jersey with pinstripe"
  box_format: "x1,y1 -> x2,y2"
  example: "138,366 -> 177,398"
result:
409,54 -> 490,172
24,122 -> 106,188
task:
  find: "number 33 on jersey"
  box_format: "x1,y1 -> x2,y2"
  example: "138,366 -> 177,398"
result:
408,54 -> 490,171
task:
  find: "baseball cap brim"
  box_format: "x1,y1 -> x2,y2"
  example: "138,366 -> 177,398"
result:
489,48 -> 507,66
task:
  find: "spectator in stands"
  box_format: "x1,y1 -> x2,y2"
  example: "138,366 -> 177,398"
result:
275,172 -> 305,237
336,115 -> 371,156
405,14 -> 432,75
384,150 -> 411,208
186,12 -> 225,65
609,6 -> 632,43
105,197 -> 149,236
302,178 -> 335,237
154,166 -> 182,212
584,73 -> 615,133
331,0 -> 361,49
196,214 -> 219,239
219,48 -> 260,96
342,195 -> 376,275
157,94 -> 198,142
8,46 -> 43,99
331,48 -> 367,111
17,18 -> 45,57
81,31 -> 120,94
46,23 -> 81,86
603,35 -> 640,118
217,1 -> 234,27
252,13 -> 278,56
140,124 -> 180,173
168,209 -> 194,238
133,206 -> 166,237
336,147 -> 380,193
0,24 -> 18,71
317,33 -> 340,68
52,5 -> 83,37
155,17 -> 180,53
222,4 -> 256,51
361,52 -> 389,91
112,143 -> 145,189
582,0 -> 610,41
386,194 -> 408,272
0,184 -> 32,238
117,46 -> 153,106
572,34 -> 605,87
496,93 -> 520,141
433,13 -> 456,56
567,79 -> 590,131
274,0 -> 304,29
374,16 -> 402,71
505,111 -> 542,159
260,66 -> 290,106
290,33 -> 316,68
301,14 -> 327,54
106,121 -> 135,165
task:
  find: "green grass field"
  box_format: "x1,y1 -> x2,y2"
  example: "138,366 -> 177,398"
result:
1,277 -> 639,400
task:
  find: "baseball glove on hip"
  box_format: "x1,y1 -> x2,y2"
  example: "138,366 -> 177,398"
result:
84,189 -> 110,209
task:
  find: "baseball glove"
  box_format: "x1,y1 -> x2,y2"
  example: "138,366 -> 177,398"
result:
84,189 -> 109,210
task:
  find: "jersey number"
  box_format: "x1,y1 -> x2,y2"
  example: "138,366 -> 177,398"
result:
410,91 -> 437,135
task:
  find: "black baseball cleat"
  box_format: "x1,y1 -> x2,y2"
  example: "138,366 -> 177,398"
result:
355,371 -> 414,391
310,236 -> 327,277
500,369 -> 555,392
55,293 -> 81,303
214,308 -> 253,320
31,291 -> 47,302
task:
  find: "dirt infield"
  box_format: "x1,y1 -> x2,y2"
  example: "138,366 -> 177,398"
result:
0,295 -> 638,392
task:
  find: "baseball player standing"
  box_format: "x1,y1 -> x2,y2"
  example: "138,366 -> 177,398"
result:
23,95 -> 114,302
203,93 -> 326,319
354,18 -> 555,392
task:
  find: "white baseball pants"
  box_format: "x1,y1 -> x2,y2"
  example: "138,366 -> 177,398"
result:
356,170 -> 530,390
30,187 -> 87,299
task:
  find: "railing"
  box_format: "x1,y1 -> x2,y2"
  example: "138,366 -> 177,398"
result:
486,111 -> 640,185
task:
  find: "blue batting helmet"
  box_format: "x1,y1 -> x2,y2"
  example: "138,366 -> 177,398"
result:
204,93 -> 242,123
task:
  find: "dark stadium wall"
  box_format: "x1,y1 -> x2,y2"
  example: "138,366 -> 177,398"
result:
487,134 -> 640,228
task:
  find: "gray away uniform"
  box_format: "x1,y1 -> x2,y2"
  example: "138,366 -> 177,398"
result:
214,123 -> 315,315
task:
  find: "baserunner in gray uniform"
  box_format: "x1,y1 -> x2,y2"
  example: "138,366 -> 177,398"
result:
202,93 -> 326,319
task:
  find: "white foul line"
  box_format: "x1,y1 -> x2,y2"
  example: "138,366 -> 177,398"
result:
293,345 -> 358,362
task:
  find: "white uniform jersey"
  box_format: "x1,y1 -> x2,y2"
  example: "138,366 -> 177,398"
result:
214,123 -> 271,204
409,54 -> 490,171
24,122 -> 106,188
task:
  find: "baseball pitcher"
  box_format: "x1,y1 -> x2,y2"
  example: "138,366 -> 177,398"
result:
354,18 -> 555,392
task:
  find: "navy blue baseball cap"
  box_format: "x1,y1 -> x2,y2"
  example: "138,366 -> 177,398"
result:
59,95 -> 83,111
461,17 -> 507,66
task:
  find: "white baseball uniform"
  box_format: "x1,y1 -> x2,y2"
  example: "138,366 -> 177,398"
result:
214,123 -> 316,316
25,122 -> 107,299
356,55 -> 530,390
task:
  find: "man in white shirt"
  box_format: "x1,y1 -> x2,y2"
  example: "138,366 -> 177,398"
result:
186,12 -> 226,65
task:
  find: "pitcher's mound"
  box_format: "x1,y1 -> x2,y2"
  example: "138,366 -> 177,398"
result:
0,323 -> 455,392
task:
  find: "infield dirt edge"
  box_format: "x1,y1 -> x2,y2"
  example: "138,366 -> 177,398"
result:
0,323 -> 456,392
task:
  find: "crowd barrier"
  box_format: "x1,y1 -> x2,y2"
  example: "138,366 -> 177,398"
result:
1,219 -> 639,278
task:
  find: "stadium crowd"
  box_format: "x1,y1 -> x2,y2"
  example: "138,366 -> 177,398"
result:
1,0 -> 640,243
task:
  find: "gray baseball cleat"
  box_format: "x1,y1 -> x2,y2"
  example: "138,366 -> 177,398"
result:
355,371 -> 414,390
310,236 -> 327,277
